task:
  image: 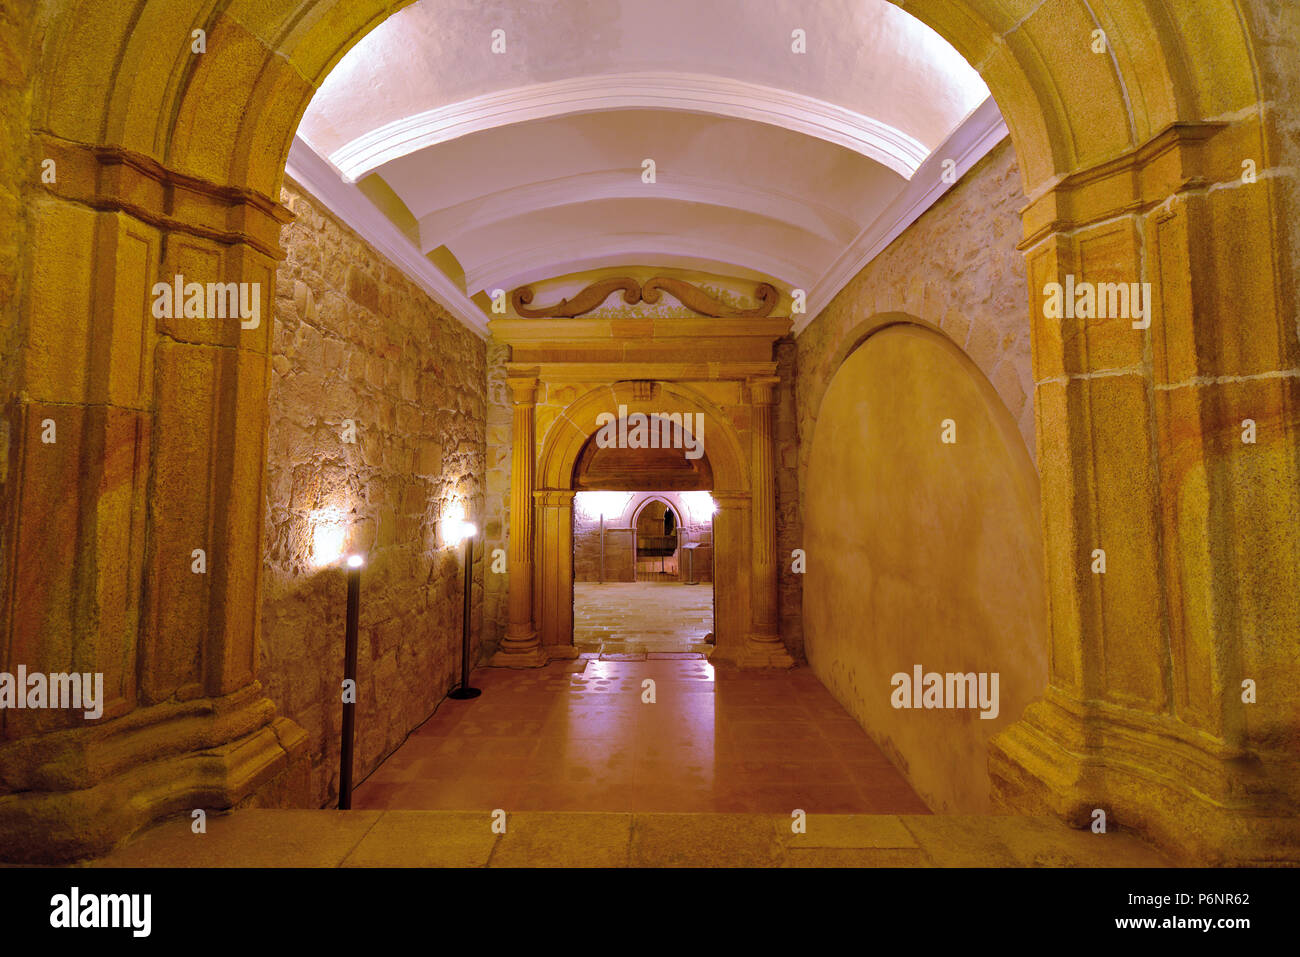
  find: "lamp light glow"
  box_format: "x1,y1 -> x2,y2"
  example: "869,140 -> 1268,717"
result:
347,554 -> 364,568
575,491 -> 633,521
310,508 -> 347,566
679,491 -> 717,520
441,502 -> 477,546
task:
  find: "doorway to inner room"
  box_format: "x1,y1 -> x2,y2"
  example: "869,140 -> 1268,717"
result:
572,491 -> 716,656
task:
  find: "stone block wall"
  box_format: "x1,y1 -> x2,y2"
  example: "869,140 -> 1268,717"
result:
795,139 -> 1031,467
574,510 -> 635,582
774,337 -> 802,657
262,182 -> 487,806
481,340 -> 512,655
0,0 -> 36,645
785,139 -> 1029,664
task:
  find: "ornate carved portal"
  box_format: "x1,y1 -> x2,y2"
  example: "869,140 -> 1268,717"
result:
489,311 -> 794,668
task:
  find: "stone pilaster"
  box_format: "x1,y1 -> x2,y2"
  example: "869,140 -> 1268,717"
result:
490,375 -> 546,667
739,377 -> 793,668
0,141 -> 308,863
535,489 -> 579,658
989,122 -> 1300,863
706,490 -> 749,664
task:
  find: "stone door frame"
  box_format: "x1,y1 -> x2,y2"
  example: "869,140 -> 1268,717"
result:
522,378 -> 778,665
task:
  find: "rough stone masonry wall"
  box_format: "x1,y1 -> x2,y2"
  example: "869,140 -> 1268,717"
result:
773,338 -> 802,657
796,139 -> 1031,462
481,341 -> 511,655
263,182 -> 487,806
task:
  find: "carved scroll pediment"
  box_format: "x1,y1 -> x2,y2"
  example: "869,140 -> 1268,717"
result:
511,277 -> 641,318
509,276 -> 779,318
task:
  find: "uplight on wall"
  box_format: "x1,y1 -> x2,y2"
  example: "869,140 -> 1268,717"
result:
310,507 -> 348,566
441,501 -> 477,547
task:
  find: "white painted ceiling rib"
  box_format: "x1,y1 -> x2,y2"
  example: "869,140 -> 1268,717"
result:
290,0 -> 1004,334
329,73 -> 931,182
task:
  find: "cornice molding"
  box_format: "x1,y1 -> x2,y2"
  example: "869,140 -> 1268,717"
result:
1017,121 -> 1229,250
329,71 -> 928,182
39,135 -> 292,260
503,361 -> 779,381
491,317 -> 790,340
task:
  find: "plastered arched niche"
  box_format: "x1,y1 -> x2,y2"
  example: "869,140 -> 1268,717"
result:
804,322 -> 1047,813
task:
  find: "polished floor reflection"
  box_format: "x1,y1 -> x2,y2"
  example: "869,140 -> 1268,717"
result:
352,656 -> 929,814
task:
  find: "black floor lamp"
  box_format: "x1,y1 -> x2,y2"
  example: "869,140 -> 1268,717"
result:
448,518 -> 480,700
339,553 -> 363,810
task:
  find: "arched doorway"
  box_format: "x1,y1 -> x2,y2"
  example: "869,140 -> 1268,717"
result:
568,432 -> 718,654
530,381 -> 748,658
633,498 -> 680,581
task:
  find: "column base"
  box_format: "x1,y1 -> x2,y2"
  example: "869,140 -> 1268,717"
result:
542,645 -> 580,660
735,636 -> 796,669
990,689 -> 1300,865
488,649 -> 550,668
0,686 -> 309,864
489,633 -> 548,668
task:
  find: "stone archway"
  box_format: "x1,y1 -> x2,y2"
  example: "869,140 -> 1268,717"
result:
521,380 -> 761,663
3,0 -> 1296,862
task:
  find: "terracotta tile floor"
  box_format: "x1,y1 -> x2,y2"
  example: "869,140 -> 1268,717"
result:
351,657 -> 930,815
573,581 -> 714,654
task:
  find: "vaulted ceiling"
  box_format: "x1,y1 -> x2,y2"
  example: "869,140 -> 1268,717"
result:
288,0 -> 1005,333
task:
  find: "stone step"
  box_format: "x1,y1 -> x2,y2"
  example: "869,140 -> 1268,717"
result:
91,809 -> 1170,868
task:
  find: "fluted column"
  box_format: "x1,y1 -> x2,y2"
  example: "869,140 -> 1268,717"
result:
741,376 -> 793,667
491,376 -> 545,666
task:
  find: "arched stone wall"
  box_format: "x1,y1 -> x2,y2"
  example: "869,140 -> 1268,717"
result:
804,320 -> 1048,813
537,381 -> 746,491
631,495 -> 681,580
1,0 -> 1295,862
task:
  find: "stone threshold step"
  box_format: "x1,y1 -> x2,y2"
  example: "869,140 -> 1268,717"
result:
88,809 -> 1170,868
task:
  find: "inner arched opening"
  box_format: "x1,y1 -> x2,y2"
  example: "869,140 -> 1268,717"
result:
570,423 -> 716,656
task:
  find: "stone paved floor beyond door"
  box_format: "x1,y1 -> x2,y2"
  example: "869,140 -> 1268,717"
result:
573,581 -> 713,654
351,657 -> 931,815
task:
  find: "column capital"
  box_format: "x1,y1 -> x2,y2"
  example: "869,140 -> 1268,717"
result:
747,376 -> 781,406
534,489 -> 576,506
507,376 -> 539,406
710,490 -> 750,508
